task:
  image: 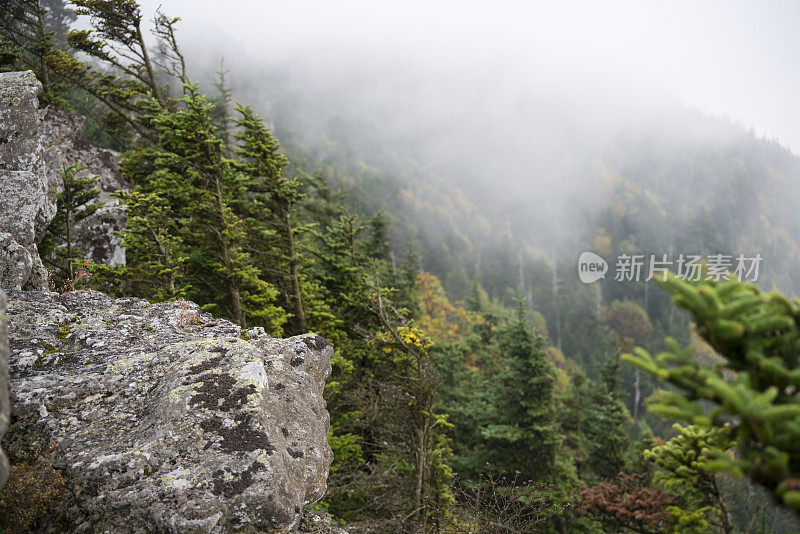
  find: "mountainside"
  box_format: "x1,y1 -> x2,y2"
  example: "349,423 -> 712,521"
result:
235,64 -> 800,369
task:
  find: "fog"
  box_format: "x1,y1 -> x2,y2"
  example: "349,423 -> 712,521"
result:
137,0 -> 800,151
126,0 -> 800,296
131,1 -> 800,208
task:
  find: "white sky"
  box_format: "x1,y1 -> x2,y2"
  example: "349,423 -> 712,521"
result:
136,0 -> 800,153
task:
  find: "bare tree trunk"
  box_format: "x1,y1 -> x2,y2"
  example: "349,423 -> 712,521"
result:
152,229 -> 176,298
66,209 -> 73,279
229,283 -> 243,325
414,427 -> 426,531
136,25 -> 167,108
213,176 -> 243,325
633,368 -> 641,419
65,172 -> 74,279
712,478 -> 734,534
285,209 -> 306,332
552,260 -> 562,353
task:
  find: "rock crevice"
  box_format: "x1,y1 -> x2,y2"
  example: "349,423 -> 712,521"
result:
0,70 -> 127,293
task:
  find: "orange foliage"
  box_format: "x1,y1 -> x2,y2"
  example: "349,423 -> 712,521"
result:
413,272 -> 478,343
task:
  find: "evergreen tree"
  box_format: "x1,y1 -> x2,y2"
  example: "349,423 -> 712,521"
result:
558,370 -> 588,472
41,0 -> 73,47
395,244 -> 421,317
308,212 -> 376,329
39,162 -> 102,283
582,354 -> 632,482
466,279 -> 487,313
67,0 -> 170,108
233,104 -> 307,332
605,299 -> 652,419
370,273 -> 452,529
0,0 -> 75,105
122,85 -> 285,331
645,423 -> 734,533
111,190 -> 187,301
366,211 -> 390,261
34,0 -> 191,144
624,273 -> 800,515
481,302 -> 561,480
210,58 -> 233,150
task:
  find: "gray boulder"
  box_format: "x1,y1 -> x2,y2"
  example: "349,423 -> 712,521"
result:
0,291 -> 9,489
0,71 -> 50,290
4,290 -> 333,532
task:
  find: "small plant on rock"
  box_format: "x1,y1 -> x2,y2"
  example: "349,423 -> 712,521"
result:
39,162 -> 103,285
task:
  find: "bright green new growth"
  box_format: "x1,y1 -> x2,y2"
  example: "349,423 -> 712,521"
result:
624,272 -> 800,513
645,423 -> 734,533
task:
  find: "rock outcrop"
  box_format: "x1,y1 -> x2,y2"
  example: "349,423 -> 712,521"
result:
0,71 -> 50,290
4,290 -> 334,532
0,71 -> 127,293
38,107 -> 128,266
0,290 -> 9,489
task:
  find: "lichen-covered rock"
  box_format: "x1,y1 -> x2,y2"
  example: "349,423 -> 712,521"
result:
297,510 -> 347,534
0,233 -> 48,292
4,290 -> 333,532
0,291 -> 10,489
0,71 -> 49,290
38,107 -> 128,265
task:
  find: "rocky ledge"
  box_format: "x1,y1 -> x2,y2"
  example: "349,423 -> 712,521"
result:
0,71 -> 128,292
3,289 -> 335,533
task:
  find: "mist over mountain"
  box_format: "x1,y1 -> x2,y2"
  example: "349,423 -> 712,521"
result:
179,34 -> 800,297
165,24 -> 800,382
129,1 -> 800,286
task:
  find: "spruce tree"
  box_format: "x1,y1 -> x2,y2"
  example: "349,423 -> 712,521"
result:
624,273 -> 800,515
482,302 -> 561,480
210,58 -> 233,149
39,162 -> 102,283
112,190 -> 187,301
68,0 -> 169,108
395,244 -> 422,318
0,0 -> 75,105
582,354 -> 632,482
38,0 -> 190,144
122,85 -> 285,331
233,104 -> 307,332
645,424 -> 734,533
